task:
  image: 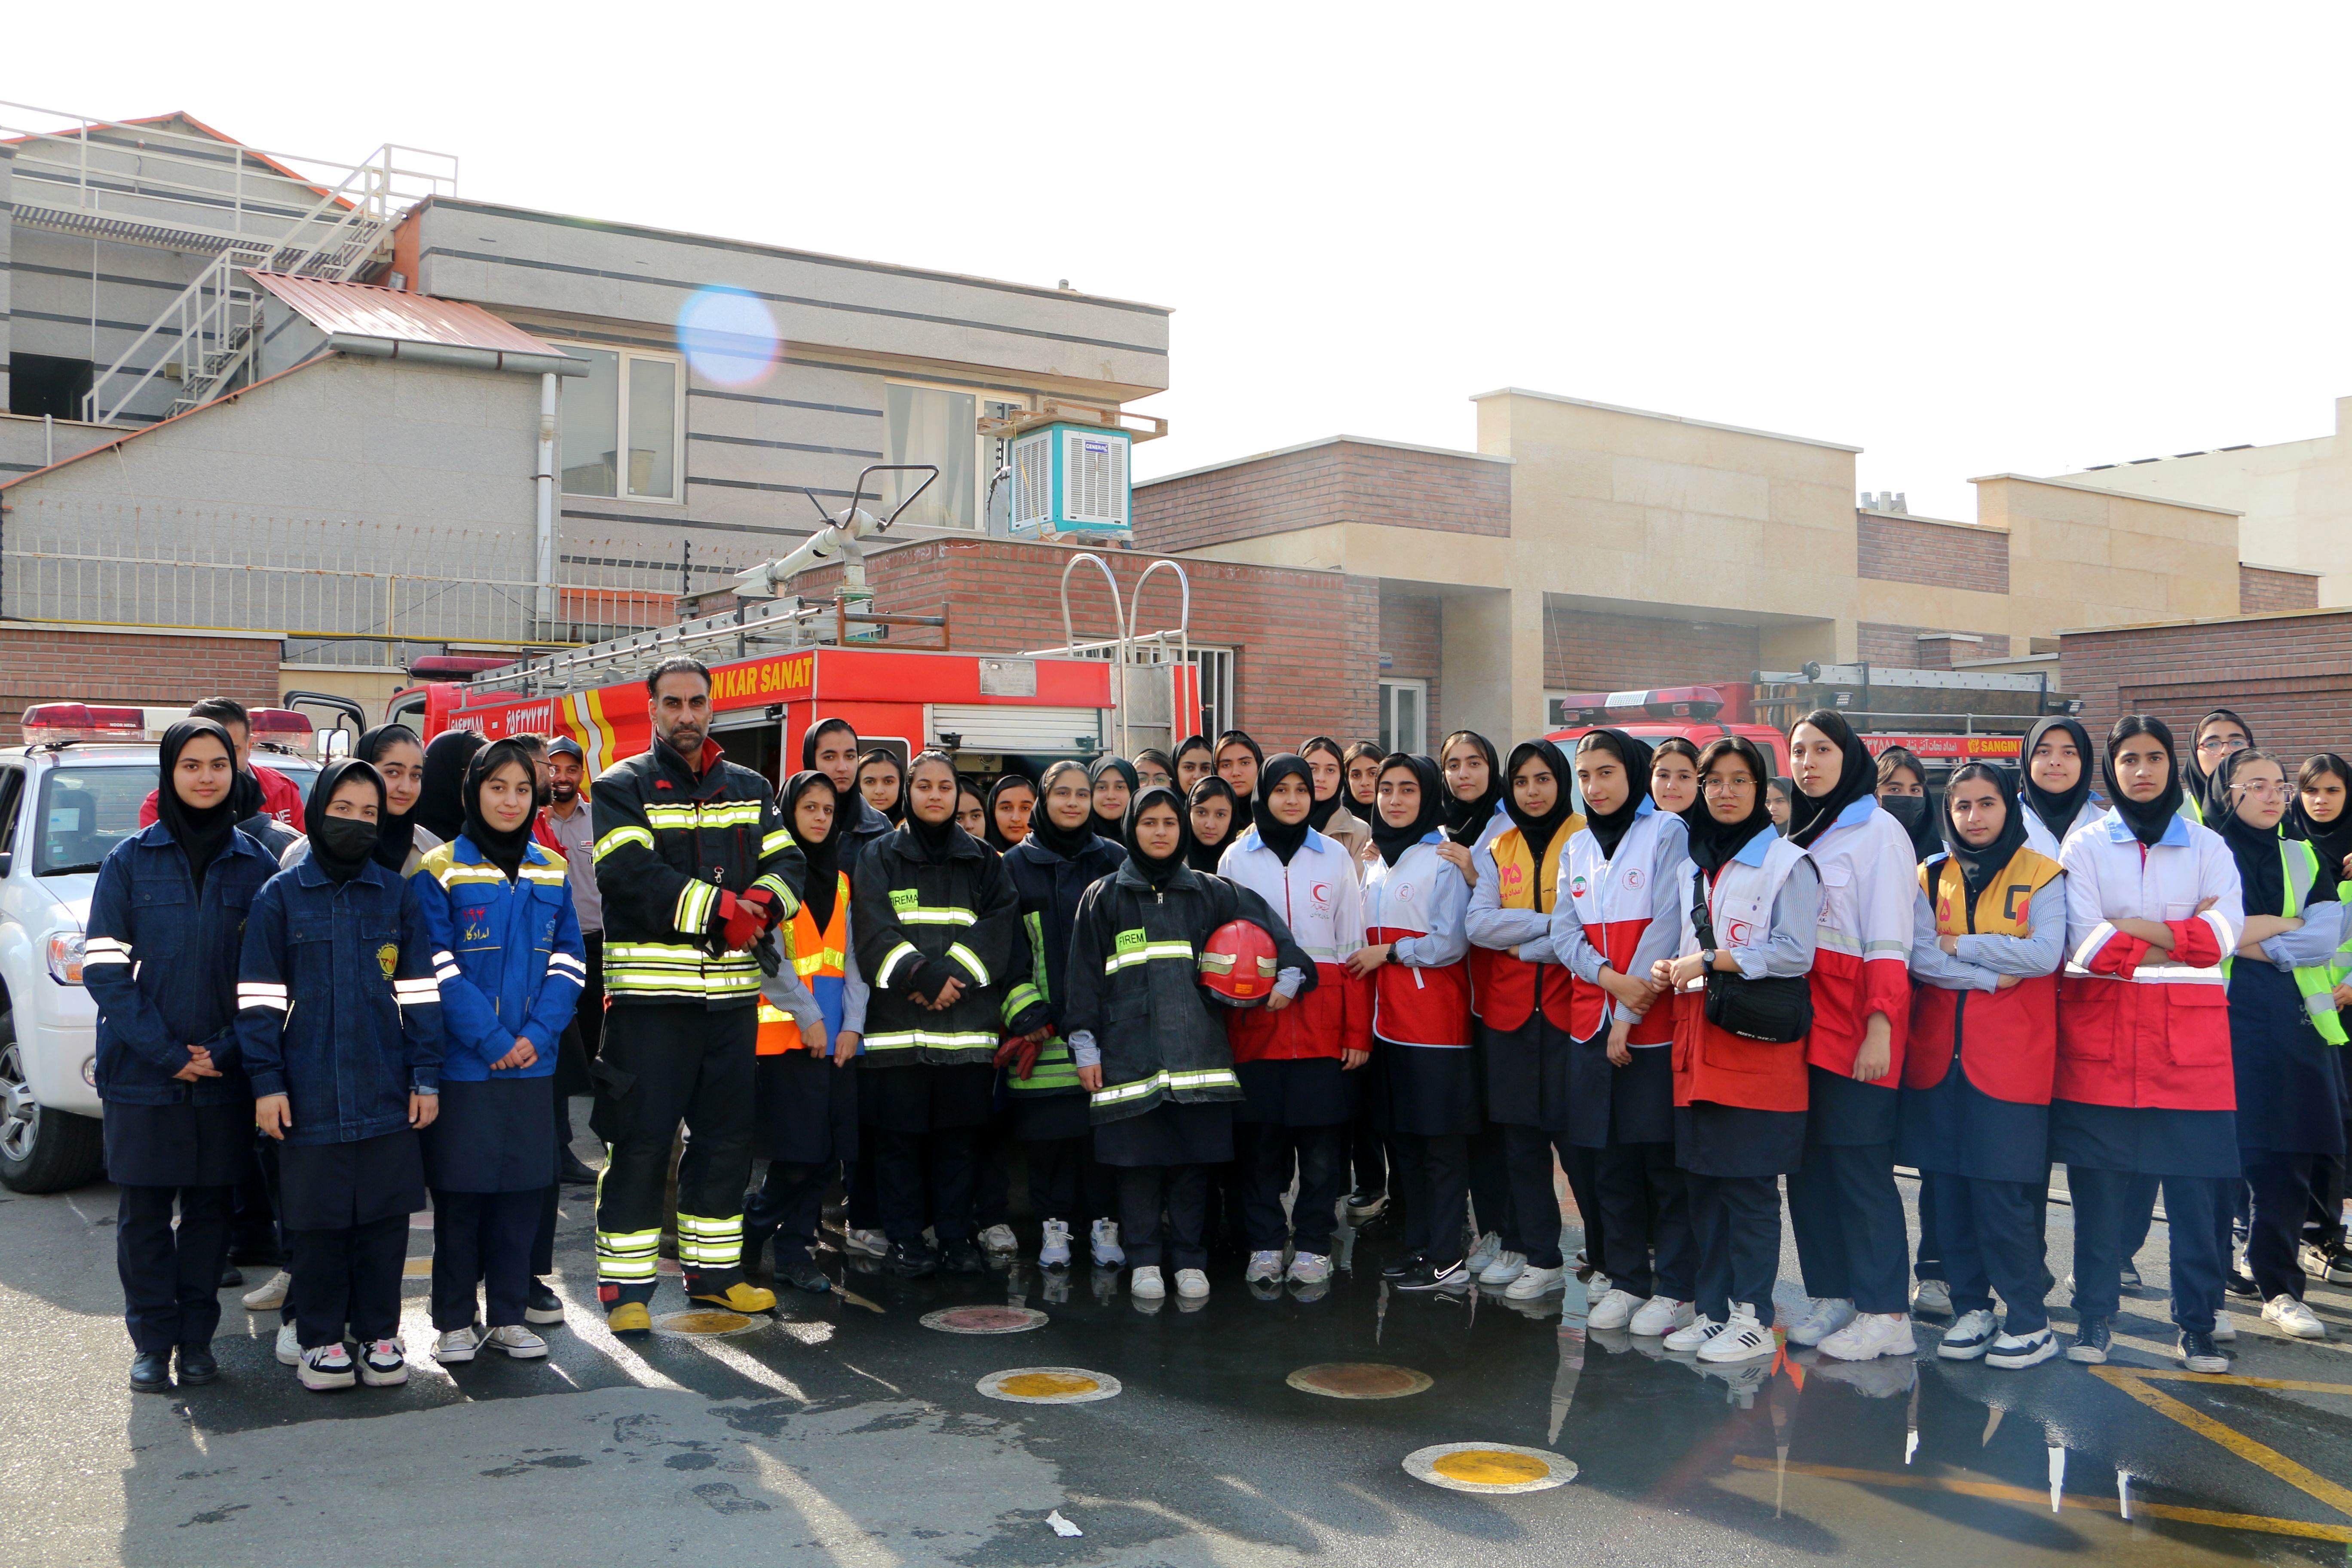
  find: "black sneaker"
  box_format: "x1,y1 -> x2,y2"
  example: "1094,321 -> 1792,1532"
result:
1379,1253 -> 1420,1280
1396,1257 -> 1469,1292
777,1254 -> 832,1294
2178,1329 -> 2227,1373
941,1240 -> 985,1275
1344,1189 -> 1388,1221
2067,1315 -> 2112,1364
884,1243 -> 939,1279
129,1351 -> 173,1393
217,1261 -> 244,1289
524,1280 -> 565,1325
175,1344 -> 220,1385
2226,1267 -> 2260,1298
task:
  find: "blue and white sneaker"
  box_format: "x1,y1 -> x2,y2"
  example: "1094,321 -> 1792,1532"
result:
1939,1308 -> 1996,1360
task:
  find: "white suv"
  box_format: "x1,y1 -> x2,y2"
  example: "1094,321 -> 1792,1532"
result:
0,741 -> 318,1192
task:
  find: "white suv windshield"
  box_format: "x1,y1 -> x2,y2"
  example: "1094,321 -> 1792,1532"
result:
34,766 -> 156,875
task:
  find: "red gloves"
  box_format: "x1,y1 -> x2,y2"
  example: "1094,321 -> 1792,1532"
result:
994,1032 -> 1046,1080
713,889 -> 774,953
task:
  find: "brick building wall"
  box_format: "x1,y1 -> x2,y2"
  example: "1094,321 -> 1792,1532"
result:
1856,511 -> 2009,594
0,625 -> 282,744
2240,564 -> 2321,615
1133,439 -> 1511,554
1543,606 -> 1760,694
1858,621 -> 2012,669
1378,589 -> 1443,741
2060,608 -> 2352,763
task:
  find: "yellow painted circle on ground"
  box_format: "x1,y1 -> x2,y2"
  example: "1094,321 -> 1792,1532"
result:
1403,1442 -> 1577,1494
1287,1363 -> 1433,1400
653,1309 -> 759,1337
977,1366 -> 1122,1404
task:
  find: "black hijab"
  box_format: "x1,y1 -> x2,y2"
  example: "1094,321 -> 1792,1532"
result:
462,738 -> 539,882
1877,749 -> 1943,863
1126,785 -> 1192,889
2021,717 -> 2095,848
899,756 -> 959,860
1173,734 -> 1213,786
1939,763 -> 2030,903
781,771 -> 843,931
1214,730 -> 1264,813
1687,737 -> 1776,874
1251,753 -> 1316,866
2185,708 -> 2255,811
416,729 -> 483,843
1185,775 -> 1241,873
304,757 -> 386,885
2289,753 -> 2352,882
1502,739 -> 1577,864
1573,729 -> 1654,861
1089,756 -> 1140,847
1785,709 -> 1878,850
1028,761 -> 1102,861
2211,750 -> 2290,919
801,717 -> 858,772
858,752 -> 906,826
2101,715 -> 2185,848
1371,753 -> 1447,867
156,720 -> 242,891
1439,731 -> 1504,848
1300,737 -> 1348,831
355,723 -> 425,873
1343,741 -> 1384,810
984,774 -> 1035,853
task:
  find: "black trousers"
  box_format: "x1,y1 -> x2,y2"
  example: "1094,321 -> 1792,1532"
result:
1926,1171 -> 2048,1332
2117,1171 -> 2162,1263
1468,1123 -> 1511,1244
871,1127 -> 978,1250
591,1005 -> 757,1302
1390,1132 -> 1470,1263
2245,1149 -> 2326,1302
745,1161 -> 827,1266
846,1155 -> 882,1230
1237,1122 -> 1347,1256
975,1126 -> 1012,1230
229,1133 -> 278,1263
1563,1143 -> 1606,1271
1118,1163 -> 1208,1270
1914,1176 -> 1944,1280
288,1215 -> 407,1349
532,1086 -> 567,1278
1686,1172 -> 1781,1325
1596,1140 -> 1696,1297
1498,1124 -> 1568,1268
1786,1140 -> 1909,1314
2070,1167 -> 2224,1332
1349,1107 -> 1388,1197
117,1184 -> 234,1353
431,1188 -> 542,1330
556,931 -> 605,1148
1025,1136 -> 1112,1228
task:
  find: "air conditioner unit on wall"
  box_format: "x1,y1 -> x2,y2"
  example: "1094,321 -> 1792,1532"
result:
1008,423 -> 1132,539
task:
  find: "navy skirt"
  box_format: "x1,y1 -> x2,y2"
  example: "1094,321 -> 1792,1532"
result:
1236,1056 -> 1360,1127
1095,1099 -> 1233,1168
1483,1014 -> 1573,1133
279,1129 -> 425,1230
103,1099 -> 253,1189
1370,1039 -> 1480,1137
1676,1102 -> 1806,1179
423,1076 -> 554,1193
1566,1037 -> 1675,1149
858,1060 -> 996,1133
2230,964 -> 2346,1158
1896,1066 -> 2049,1184
753,1049 -> 859,1164
1806,1064 -> 1899,1146
2051,1100 -> 2240,1178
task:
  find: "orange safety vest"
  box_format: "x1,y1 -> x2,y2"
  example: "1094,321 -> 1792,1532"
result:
1905,848 -> 2064,1102
756,873 -> 850,1055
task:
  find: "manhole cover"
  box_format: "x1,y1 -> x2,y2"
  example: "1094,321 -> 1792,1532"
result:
1287,1363 -> 1433,1399
977,1367 -> 1121,1403
1403,1442 -> 1577,1493
652,1309 -> 761,1337
921,1305 -> 1047,1334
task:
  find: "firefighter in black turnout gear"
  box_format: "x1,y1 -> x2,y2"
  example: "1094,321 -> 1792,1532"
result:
591,658 -> 805,1328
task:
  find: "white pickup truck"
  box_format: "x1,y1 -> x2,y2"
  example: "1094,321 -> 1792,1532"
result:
0,735 -> 318,1192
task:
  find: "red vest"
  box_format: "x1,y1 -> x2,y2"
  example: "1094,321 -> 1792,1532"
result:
1364,840 -> 1473,1048
1479,823 -> 1579,1034
1904,850 -> 2062,1103
1561,814 -> 1674,1045
1669,846 -> 1811,1112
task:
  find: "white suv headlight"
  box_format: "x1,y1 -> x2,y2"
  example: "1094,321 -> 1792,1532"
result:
47,932 -> 86,985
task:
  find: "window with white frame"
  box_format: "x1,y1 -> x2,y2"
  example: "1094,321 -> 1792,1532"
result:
556,343 -> 685,502
880,382 -> 1034,530
1378,679 -> 1426,756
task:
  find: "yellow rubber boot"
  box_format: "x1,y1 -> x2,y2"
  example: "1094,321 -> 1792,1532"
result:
690,1281 -> 777,1314
607,1301 -> 653,1334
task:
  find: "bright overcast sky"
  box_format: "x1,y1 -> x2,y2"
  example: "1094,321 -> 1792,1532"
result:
17,2 -> 2352,523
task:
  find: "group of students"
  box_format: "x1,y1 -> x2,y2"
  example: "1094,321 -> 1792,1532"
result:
92,671 -> 2352,1392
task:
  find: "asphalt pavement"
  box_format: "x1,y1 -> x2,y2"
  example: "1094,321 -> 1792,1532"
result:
9,1107 -> 2352,1566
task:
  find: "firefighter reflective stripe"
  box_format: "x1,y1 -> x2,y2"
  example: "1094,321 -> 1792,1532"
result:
602,941 -> 762,1001
436,862 -> 568,890
642,802 -> 766,831
673,879 -> 718,937
875,941 -> 921,989
674,1211 -> 743,1268
545,950 -> 588,984
596,1225 -> 661,1283
1090,1067 -> 1242,1106
760,828 -> 797,858
898,908 -> 979,926
2223,839 -> 2348,1045
862,1028 -> 998,1054
1105,938 -> 1193,974
392,977 -> 441,1005
1002,981 -> 1045,1024
949,943 -> 991,985
432,948 -> 462,982
238,980 -> 288,1011
84,936 -> 131,967
595,825 -> 654,861
750,872 -> 802,919
1011,1036 -> 1082,1093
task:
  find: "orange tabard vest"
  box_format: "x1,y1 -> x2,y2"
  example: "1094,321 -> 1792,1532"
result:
1479,823 -> 1580,1033
1903,848 -> 2063,1102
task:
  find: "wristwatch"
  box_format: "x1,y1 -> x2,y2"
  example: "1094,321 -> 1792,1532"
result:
1700,948 -> 1716,973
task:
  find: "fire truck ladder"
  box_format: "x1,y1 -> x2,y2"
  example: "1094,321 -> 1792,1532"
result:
1023,555 -> 1193,758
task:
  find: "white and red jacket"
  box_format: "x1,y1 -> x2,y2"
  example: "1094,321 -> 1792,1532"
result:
1362,831 -> 1473,1047
1548,805 -> 1688,1046
1220,827 -> 1372,1062
1799,796 -> 1917,1080
2057,809 -> 2244,1110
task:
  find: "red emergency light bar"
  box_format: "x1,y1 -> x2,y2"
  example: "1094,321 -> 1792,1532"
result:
246,707 -> 315,747
20,703 -> 147,745
1553,686 -> 1728,725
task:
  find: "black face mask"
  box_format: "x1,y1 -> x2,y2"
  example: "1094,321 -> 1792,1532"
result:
312,816 -> 382,883
1880,793 -> 1942,861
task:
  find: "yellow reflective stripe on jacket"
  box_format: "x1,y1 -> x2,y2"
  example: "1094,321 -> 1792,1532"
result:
1090,1067 -> 1241,1106
861,1028 -> 998,1054
900,907 -> 979,926
750,872 -> 801,919
595,825 -> 654,861
948,943 -> 991,985
643,802 -> 766,831
1103,940 -> 1194,975
760,828 -> 797,858
602,940 -> 761,999
875,941 -> 920,989
673,879 -> 717,936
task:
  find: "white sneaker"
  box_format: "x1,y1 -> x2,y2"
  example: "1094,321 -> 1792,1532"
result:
845,1228 -> 890,1258
2263,1294 -> 2327,1340
1587,1287 -> 1644,1330
1698,1303 -> 1777,1363
1175,1268 -> 1210,1299
1629,1295 -> 1697,1336
2213,1309 -> 2239,1343
1038,1219 -> 1073,1268
1911,1277 -> 1953,1316
1939,1308 -> 1997,1360
1289,1252 -> 1332,1284
1478,1250 -> 1528,1285
1582,1269 -> 1613,1298
1787,1297 -> 1857,1348
1506,1264 -> 1567,1300
1984,1328 -> 2060,1369
1245,1250 -> 1287,1283
1819,1312 -> 1917,1363
275,1320 -> 301,1366
435,1326 -> 481,1363
1091,1219 -> 1126,1268
358,1336 -> 408,1387
484,1324 -> 549,1359
1466,1231 -> 1504,1275
298,1342 -> 355,1390
979,1223 -> 1018,1256
1663,1314 -> 1724,1353
242,1269 -> 292,1311
1130,1265 -> 1166,1299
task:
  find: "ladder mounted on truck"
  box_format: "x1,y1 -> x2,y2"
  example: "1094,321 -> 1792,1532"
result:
1022,554 -> 1197,758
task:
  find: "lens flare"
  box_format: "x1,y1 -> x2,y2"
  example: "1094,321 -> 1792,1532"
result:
677,286 -> 780,388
